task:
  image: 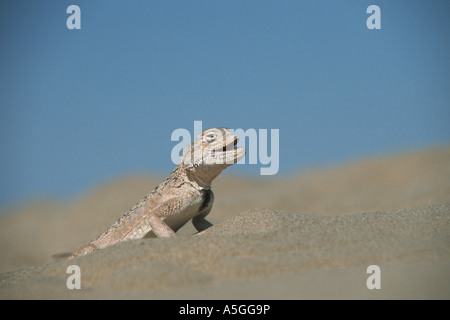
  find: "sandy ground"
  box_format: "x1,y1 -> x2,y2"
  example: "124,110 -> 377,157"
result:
0,146 -> 449,299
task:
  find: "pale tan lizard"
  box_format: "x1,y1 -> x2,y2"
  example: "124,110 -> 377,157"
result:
71,128 -> 245,257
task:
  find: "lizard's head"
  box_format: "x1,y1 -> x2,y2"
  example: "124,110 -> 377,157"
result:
182,128 -> 246,185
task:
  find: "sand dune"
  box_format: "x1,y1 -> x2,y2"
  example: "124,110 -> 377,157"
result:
0,146 -> 449,299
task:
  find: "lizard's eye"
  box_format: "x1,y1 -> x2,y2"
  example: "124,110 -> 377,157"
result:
205,133 -> 216,143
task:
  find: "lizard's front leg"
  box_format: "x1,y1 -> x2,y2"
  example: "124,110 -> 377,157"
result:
145,197 -> 191,238
192,190 -> 214,233
147,213 -> 176,238
192,199 -> 213,234
192,212 -> 213,233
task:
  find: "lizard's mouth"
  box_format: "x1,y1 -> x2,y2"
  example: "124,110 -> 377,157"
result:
207,136 -> 245,165
211,137 -> 238,155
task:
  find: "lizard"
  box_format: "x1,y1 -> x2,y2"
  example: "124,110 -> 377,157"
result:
70,127 -> 246,258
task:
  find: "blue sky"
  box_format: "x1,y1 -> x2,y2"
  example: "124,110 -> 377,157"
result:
0,1 -> 449,208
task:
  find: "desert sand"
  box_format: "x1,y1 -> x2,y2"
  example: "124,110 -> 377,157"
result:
0,146 -> 449,299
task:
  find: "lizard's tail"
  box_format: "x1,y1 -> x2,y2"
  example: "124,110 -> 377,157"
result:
52,243 -> 98,260
51,252 -> 74,260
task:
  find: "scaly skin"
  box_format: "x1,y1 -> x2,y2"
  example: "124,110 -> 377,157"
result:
71,128 -> 245,257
